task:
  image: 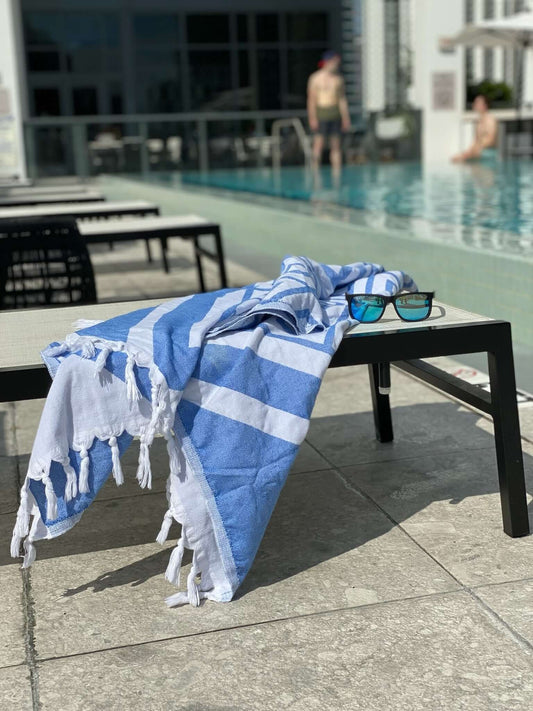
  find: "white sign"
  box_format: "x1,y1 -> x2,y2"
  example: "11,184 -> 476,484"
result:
432,72 -> 456,111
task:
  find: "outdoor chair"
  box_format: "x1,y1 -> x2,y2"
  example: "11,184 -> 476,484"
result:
0,216 -> 97,310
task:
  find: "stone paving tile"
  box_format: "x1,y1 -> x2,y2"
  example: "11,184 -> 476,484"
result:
0,456 -> 19,515
36,591 -> 533,711
0,403 -> 16,457
31,469 -> 457,659
13,399 -> 45,456
0,666 -> 32,710
0,564 -> 26,668
340,448 -> 533,587
475,578 -> 533,646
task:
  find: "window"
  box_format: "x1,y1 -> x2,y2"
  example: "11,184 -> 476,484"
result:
27,51 -> 60,72
24,12 -> 65,46
237,14 -> 248,42
188,51 -> 232,109
465,0 -> 474,23
133,14 -> 179,44
257,49 -> 280,109
135,49 -> 182,113
287,49 -> 325,108
33,88 -> 61,116
238,50 -> 250,88
484,48 -> 494,78
72,87 -> 98,115
187,15 -> 230,43
286,13 -> 329,42
256,14 -> 279,42
484,0 -> 495,19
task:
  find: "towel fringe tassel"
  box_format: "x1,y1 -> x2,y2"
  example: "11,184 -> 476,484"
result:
136,436 -> 152,489
125,353 -> 142,402
63,458 -> 78,501
156,509 -> 174,545
22,538 -> 36,568
94,346 -> 112,375
42,475 -> 57,521
165,535 -> 185,584
108,436 -> 124,485
78,448 -> 90,493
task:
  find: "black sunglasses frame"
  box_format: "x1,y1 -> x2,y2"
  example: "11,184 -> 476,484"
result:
345,291 -> 435,323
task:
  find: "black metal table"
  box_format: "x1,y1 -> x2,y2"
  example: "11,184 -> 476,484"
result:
78,215 -> 228,288
0,300 -> 528,538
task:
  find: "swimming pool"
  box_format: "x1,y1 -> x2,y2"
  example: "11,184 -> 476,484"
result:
181,161 -> 533,258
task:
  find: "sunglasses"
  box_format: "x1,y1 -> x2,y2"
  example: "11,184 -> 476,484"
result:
345,292 -> 435,323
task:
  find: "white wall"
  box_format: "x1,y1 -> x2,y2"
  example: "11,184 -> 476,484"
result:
410,0 -> 465,164
362,0 -> 386,112
0,0 -> 27,181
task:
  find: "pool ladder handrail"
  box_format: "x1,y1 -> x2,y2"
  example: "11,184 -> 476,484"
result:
271,118 -> 312,170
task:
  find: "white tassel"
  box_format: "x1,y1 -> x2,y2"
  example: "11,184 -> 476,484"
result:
108,436 -> 124,485
165,536 -> 185,585
80,340 -> 96,359
63,459 -> 78,501
11,531 -> 22,559
94,346 -> 112,375
22,538 -> 36,568
156,510 -> 174,545
44,341 -> 68,357
165,431 -> 181,475
125,353 -> 142,402
187,564 -> 201,607
136,437 -> 152,489
79,448 -> 90,493
164,591 -> 189,607
43,475 -> 57,521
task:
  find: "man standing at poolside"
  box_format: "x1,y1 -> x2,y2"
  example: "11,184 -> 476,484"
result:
307,51 -> 351,179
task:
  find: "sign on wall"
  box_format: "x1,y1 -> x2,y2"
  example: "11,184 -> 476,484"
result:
432,72 -> 456,111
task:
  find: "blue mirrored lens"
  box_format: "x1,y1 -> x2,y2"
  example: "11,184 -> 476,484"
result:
350,296 -> 385,322
395,293 -> 431,321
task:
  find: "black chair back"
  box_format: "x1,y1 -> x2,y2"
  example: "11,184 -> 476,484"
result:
0,216 -> 97,309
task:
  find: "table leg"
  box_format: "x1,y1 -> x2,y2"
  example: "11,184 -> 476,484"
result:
213,227 -> 228,289
145,239 -> 153,263
160,238 -> 170,273
368,363 -> 393,443
488,326 -> 530,537
193,236 -> 206,292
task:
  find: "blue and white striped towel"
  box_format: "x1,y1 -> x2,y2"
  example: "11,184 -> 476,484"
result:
11,256 -> 416,606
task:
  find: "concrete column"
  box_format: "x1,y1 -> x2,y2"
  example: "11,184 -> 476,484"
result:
0,0 -> 27,181
362,0 -> 386,112
411,0 -> 465,164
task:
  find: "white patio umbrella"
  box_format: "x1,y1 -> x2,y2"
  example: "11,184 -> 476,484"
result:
451,10 -> 533,113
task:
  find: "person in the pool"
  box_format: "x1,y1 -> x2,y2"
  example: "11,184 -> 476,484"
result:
452,94 -> 498,162
307,50 -> 351,180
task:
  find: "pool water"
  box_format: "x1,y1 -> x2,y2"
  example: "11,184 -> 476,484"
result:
182,161 -> 533,251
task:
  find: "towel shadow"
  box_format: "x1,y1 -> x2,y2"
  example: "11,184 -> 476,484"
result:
3,400 -> 532,602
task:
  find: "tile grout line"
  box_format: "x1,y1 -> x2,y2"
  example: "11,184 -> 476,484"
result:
305,438 -> 533,656
21,568 -> 41,710
12,403 -> 42,710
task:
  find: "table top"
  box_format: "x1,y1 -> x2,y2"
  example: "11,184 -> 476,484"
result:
0,192 -> 104,207
78,214 -> 212,235
0,200 -> 158,220
0,299 -> 495,374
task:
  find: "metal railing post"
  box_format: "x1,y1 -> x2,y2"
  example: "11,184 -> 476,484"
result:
139,121 -> 150,176
71,123 -> 89,178
197,119 -> 209,173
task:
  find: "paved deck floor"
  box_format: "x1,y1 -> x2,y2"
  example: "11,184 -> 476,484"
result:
0,203 -> 532,709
